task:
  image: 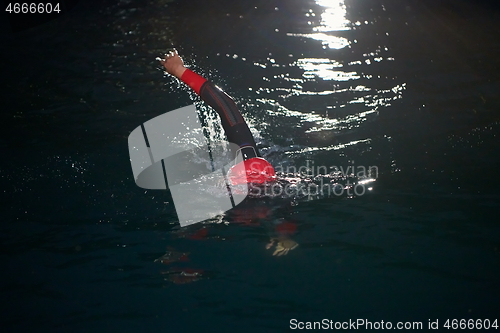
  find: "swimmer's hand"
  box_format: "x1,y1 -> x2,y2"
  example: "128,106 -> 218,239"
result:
266,237 -> 299,256
157,50 -> 186,78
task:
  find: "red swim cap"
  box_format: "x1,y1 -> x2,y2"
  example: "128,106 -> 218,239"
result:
227,157 -> 276,185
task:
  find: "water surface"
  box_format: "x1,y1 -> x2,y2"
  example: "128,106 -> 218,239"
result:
1,0 -> 500,331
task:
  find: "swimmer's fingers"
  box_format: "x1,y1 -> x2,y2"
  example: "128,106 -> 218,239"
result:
265,238 -> 277,250
158,49 -> 185,78
165,49 -> 179,59
156,49 -> 178,63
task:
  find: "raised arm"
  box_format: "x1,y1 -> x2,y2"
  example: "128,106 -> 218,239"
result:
159,51 -> 276,185
159,51 -> 258,158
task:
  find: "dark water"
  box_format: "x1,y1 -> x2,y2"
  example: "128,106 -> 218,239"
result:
1,0 -> 500,331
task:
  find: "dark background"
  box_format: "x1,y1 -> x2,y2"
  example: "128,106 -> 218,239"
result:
1,0 -> 499,331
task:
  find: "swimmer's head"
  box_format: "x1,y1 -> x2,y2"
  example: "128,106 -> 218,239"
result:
227,157 -> 276,186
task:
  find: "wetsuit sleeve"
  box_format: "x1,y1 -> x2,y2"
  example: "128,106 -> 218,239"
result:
179,69 -> 259,158
180,68 -> 206,95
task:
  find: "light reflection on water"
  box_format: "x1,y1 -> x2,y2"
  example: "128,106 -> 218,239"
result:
313,0 -> 351,32
286,32 -> 350,49
287,0 -> 350,49
293,58 -> 358,81
246,0 -> 406,154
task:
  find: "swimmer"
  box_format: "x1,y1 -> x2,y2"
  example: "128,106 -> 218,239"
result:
159,51 -> 299,256
158,50 -> 276,186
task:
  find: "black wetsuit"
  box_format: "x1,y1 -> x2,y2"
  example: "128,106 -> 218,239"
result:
180,68 -> 259,160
